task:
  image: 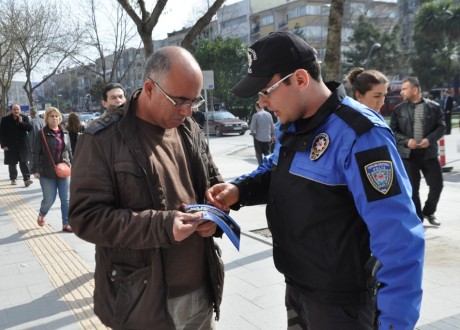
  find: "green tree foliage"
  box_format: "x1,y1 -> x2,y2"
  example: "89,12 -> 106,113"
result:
192,38 -> 255,119
412,0 -> 460,90
343,16 -> 402,77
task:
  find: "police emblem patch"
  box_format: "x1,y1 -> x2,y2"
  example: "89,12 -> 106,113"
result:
310,133 -> 329,160
365,161 -> 394,194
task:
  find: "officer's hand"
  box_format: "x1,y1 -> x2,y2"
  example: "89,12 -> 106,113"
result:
33,173 -> 40,179
172,211 -> 202,242
2,147 -> 9,151
196,221 -> 217,237
205,183 -> 239,212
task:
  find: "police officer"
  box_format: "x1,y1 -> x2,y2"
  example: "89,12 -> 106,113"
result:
206,32 -> 424,330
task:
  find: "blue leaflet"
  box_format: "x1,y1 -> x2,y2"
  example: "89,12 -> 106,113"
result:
184,204 -> 241,250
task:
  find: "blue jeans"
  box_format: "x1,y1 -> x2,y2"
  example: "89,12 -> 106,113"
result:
39,176 -> 70,226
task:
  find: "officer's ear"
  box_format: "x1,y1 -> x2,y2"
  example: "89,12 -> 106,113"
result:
293,69 -> 309,90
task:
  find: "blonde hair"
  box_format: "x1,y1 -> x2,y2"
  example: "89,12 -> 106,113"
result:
44,107 -> 62,125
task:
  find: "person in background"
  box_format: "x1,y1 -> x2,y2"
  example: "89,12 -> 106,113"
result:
390,77 -> 445,226
345,67 -> 389,113
206,32 -> 424,330
0,104 -> 33,187
31,107 -> 72,232
250,101 -> 275,164
28,107 -> 45,153
101,83 -> 127,110
66,112 -> 84,155
443,89 -> 454,135
69,46 -> 225,329
192,108 -> 206,129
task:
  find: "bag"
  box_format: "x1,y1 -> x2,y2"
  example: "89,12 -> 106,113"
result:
41,129 -> 71,178
208,240 -> 224,321
55,162 -> 71,178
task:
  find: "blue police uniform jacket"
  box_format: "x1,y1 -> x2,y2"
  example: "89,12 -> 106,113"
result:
232,82 -> 424,330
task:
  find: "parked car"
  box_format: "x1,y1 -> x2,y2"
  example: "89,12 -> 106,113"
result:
78,112 -> 98,128
204,111 -> 248,136
381,95 -> 403,116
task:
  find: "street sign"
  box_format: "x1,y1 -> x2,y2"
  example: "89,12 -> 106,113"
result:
203,70 -> 214,90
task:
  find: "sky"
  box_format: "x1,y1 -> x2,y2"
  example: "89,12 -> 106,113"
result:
16,0 -> 240,81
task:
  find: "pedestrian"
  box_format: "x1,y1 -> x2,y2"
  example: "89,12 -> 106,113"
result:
443,89 -> 454,135
28,107 -> 45,153
205,32 -> 424,330
31,107 -> 72,232
345,67 -> 389,113
0,104 -> 33,187
66,112 -> 84,155
250,101 -> 275,164
101,82 -> 127,111
390,77 -> 445,226
69,46 -> 225,329
192,108 -> 206,129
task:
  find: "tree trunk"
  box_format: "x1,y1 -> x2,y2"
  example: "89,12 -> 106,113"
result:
118,0 -> 225,58
324,0 -> 345,81
181,0 -> 226,50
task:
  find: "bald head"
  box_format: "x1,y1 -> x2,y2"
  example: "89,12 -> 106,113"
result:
11,104 -> 21,118
136,46 -> 204,128
143,46 -> 202,84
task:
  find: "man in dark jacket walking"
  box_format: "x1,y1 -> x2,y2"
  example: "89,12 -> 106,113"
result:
0,104 -> 33,186
443,89 -> 454,135
390,77 -> 446,226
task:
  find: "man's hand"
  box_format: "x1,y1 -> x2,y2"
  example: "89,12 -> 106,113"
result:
407,138 -> 418,149
2,147 -> 9,151
33,173 -> 40,179
196,221 -> 217,237
417,138 -> 429,149
205,183 -> 240,212
172,211 -> 203,242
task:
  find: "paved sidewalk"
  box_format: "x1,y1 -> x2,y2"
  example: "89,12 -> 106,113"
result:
1,129 -> 460,329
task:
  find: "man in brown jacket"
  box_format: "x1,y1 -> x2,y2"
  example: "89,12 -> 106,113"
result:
70,46 -> 225,329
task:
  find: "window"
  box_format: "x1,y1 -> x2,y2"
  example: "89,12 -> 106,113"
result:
260,15 -> 274,26
342,28 -> 354,41
222,16 -> 246,30
288,6 -> 306,19
305,5 -> 321,16
298,26 -> 322,40
349,3 -> 365,17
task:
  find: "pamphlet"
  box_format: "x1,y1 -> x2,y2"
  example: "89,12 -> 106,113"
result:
184,204 -> 241,250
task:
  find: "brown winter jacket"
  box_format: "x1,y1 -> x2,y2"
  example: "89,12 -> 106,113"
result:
69,91 -> 225,329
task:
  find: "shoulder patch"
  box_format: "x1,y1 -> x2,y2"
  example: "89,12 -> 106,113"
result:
334,105 -> 374,136
355,146 -> 401,202
84,114 -> 122,136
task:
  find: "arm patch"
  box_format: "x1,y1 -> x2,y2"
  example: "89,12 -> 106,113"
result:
355,146 -> 401,202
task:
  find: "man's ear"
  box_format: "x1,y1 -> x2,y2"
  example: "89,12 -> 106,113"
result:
101,100 -> 108,109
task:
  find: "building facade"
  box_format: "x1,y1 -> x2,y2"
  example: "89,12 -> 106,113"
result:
27,0 -> 399,109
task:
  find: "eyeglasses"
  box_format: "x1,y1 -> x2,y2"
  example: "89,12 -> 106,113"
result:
149,78 -> 205,110
258,73 -> 294,98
